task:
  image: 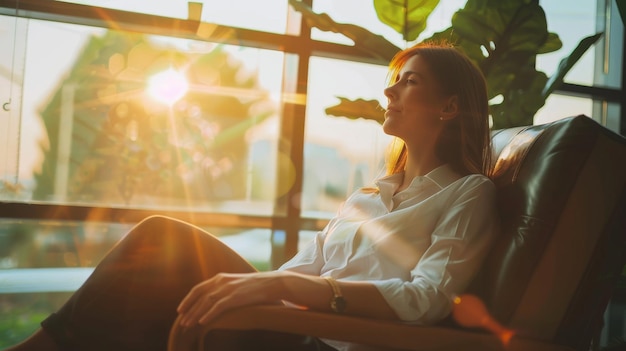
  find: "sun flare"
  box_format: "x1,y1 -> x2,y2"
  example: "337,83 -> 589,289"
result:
146,68 -> 189,105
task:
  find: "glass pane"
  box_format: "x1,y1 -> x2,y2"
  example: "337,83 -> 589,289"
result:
56,0 -> 188,18
311,0 -> 466,48
592,0 -> 624,90
0,292 -> 73,348
219,228 -> 272,271
538,0 -> 624,89
0,16 -> 27,202
309,1 -> 622,90
526,95 -> 621,141
56,0 -> 290,34
0,219 -> 123,270
597,101 -> 622,134
0,218 -> 271,345
509,95 -> 623,158
0,217 -> 128,342
534,94 -> 592,126
0,218 -> 270,270
302,57 -> 392,218
1,16 -> 286,216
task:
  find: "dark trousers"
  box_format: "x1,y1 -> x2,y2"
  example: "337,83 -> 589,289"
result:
41,215 -> 335,351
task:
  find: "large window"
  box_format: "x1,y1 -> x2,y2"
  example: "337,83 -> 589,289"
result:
303,57 -> 390,217
0,0 -> 623,347
0,17 -> 289,214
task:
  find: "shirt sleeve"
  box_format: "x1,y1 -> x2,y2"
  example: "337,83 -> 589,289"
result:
278,198 -> 350,275
372,175 -> 498,324
277,229 -> 326,275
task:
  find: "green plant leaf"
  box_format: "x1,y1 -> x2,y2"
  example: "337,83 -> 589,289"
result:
491,69 -> 547,129
433,0 -> 568,127
450,9 -> 501,46
288,0 -> 400,62
537,32 -> 562,54
451,0 -> 558,58
325,97 -> 386,124
373,0 -> 440,42
542,32 -> 603,98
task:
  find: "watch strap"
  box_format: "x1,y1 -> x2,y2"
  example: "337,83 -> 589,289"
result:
324,276 -> 347,313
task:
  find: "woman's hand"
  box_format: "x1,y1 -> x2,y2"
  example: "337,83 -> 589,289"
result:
176,271 -> 288,327
176,270 -> 398,327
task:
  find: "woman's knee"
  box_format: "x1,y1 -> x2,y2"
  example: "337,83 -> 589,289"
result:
136,215 -> 180,230
131,215 -> 207,238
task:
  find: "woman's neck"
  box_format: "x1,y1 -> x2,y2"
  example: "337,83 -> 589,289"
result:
395,151 -> 444,194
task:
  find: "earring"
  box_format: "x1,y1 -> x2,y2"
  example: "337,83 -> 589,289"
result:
439,116 -> 444,121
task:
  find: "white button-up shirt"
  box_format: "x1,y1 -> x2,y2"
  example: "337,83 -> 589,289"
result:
279,164 -> 497,327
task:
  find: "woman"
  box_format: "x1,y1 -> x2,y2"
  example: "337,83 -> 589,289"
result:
5,41 -> 496,351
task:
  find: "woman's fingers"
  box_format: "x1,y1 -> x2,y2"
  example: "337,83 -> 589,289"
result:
176,272 -> 286,327
179,291 -> 220,327
177,279 -> 210,314
197,293 -> 234,324
177,273 -> 242,326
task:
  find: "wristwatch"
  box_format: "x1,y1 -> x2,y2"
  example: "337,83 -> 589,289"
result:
324,276 -> 347,313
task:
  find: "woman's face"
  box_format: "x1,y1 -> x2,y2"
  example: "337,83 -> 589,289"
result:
382,54 -> 451,145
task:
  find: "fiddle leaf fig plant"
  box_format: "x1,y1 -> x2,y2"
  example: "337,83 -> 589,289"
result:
288,0 -> 602,129
435,0 -> 562,128
373,0 -> 440,41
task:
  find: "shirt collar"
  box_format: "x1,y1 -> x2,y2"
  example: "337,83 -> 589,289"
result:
374,165 -> 460,211
422,164 -> 461,189
375,164 -> 461,193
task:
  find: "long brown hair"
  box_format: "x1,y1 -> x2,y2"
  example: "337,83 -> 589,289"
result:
385,41 -> 492,177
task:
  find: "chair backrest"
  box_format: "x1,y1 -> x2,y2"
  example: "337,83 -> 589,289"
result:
467,115 -> 626,350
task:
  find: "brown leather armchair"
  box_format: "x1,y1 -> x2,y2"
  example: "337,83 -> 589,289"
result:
169,115 -> 626,351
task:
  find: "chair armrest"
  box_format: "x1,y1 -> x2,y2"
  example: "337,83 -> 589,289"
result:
168,305 -> 575,351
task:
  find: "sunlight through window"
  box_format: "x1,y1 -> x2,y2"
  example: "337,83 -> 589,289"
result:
146,68 -> 189,105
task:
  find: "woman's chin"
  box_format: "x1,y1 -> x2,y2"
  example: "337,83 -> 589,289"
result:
382,120 -> 400,137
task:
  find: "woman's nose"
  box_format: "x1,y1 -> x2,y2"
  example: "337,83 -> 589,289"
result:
384,85 -> 394,99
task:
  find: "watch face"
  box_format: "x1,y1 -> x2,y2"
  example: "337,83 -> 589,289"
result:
332,296 -> 347,313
